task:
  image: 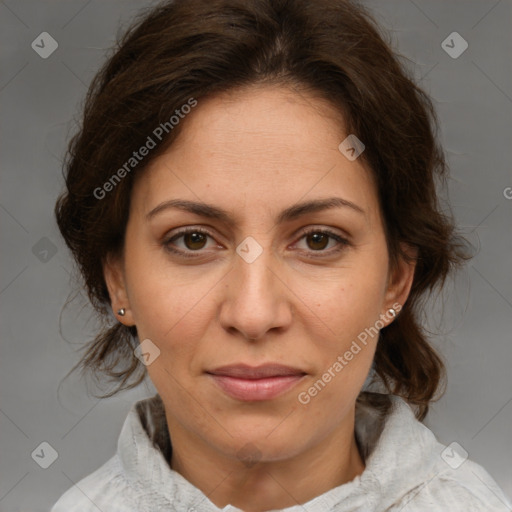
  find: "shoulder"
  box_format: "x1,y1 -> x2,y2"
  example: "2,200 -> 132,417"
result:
358,394 -> 511,511
51,455 -> 138,512
394,459 -> 511,511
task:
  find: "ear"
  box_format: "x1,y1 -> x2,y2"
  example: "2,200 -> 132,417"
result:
103,253 -> 135,326
382,243 -> 418,318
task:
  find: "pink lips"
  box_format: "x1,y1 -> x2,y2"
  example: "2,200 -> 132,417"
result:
206,364 -> 306,401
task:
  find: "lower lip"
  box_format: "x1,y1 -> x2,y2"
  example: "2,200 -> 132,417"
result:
208,374 -> 305,401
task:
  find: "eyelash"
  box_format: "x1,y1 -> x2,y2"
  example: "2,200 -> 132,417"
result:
162,227 -> 350,260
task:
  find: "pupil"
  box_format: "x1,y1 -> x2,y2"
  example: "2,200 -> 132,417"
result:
185,232 -> 206,250
308,233 -> 328,250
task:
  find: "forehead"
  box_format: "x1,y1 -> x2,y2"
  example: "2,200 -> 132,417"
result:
171,85 -> 348,159
133,85 -> 379,226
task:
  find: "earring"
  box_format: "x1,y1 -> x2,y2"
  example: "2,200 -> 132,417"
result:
117,308 -> 126,317
387,308 -> 396,318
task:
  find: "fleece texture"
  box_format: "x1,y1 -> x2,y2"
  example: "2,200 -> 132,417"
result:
51,393 -> 511,511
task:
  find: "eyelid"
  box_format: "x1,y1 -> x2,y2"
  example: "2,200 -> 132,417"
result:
162,226 -> 221,258
294,225 -> 351,243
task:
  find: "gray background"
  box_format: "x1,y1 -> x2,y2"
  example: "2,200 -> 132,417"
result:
1,0 -> 511,510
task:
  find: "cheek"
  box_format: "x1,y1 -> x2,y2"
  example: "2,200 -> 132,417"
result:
297,320 -> 378,420
123,239 -> 214,337
300,265 -> 388,341
130,281 -> 212,360
293,260 -> 387,401
124,259 -> 227,390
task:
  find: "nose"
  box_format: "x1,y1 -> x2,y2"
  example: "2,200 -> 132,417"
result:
218,244 -> 293,342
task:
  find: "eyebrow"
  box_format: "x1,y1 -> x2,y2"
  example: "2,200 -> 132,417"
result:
145,197 -> 365,225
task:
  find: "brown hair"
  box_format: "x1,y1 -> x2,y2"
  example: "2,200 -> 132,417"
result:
55,0 -> 472,420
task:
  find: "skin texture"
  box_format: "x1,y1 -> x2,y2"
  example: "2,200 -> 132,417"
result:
104,85 -> 416,511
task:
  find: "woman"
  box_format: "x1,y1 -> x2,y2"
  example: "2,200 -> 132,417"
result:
51,0 -> 510,510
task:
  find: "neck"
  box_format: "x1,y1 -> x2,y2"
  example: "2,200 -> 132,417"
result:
167,410 -> 365,512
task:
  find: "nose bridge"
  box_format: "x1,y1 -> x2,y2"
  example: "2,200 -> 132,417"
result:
234,232 -> 276,290
219,238 -> 291,340
238,249 -> 275,300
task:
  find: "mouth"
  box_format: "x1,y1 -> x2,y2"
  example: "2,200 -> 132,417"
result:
205,363 -> 307,401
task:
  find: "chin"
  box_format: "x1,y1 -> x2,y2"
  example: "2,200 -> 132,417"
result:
207,419 -> 308,463
228,437 -> 303,466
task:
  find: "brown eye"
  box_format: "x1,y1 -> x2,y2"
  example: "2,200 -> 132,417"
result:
294,228 -> 350,258
183,232 -> 207,250
306,232 -> 329,250
163,228 -> 217,257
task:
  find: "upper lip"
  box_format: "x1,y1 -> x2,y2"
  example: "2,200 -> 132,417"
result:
206,364 -> 306,379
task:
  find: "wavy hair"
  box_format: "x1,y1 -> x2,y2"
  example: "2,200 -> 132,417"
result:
55,0 -> 472,420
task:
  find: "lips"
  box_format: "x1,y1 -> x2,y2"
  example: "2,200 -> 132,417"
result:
208,363 -> 306,379
206,364 -> 306,401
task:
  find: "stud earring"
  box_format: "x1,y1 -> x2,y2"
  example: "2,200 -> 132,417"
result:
387,308 -> 396,318
117,308 -> 126,316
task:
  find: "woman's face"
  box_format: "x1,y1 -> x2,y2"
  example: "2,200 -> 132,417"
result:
105,85 -> 415,464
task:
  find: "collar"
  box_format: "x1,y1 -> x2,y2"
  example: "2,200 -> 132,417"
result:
117,392 -> 439,511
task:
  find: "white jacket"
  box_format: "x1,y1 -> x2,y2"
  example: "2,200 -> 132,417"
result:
51,393 -> 511,511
